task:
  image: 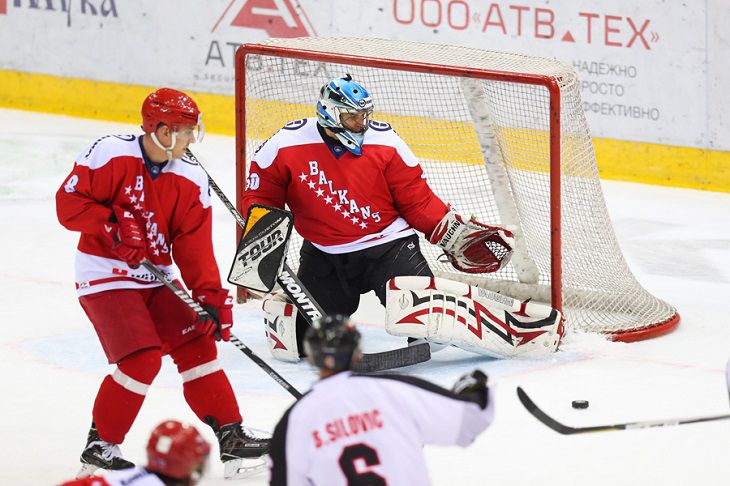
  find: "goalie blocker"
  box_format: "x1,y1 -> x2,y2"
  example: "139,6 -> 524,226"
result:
228,204 -> 294,293
385,276 -> 563,358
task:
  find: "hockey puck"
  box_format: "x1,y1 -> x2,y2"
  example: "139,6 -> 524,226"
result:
572,400 -> 589,409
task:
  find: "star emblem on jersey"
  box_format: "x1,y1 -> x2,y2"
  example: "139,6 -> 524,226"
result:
298,161 -> 382,230
122,177 -> 170,257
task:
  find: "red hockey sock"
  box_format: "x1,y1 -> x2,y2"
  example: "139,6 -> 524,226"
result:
93,348 -> 162,444
171,336 -> 242,426
183,370 -> 242,426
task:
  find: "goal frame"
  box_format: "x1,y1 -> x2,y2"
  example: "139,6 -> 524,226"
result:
233,41 -> 679,342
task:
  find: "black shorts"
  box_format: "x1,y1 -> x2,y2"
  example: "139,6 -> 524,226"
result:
295,234 -> 433,341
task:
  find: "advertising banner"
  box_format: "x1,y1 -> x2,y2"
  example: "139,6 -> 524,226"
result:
0,0 -> 727,151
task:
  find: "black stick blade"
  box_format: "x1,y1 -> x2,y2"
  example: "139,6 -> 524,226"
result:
355,343 -> 431,373
517,386 -> 730,435
517,387 -> 578,435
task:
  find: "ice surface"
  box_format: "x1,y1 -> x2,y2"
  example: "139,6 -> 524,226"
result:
0,109 -> 728,485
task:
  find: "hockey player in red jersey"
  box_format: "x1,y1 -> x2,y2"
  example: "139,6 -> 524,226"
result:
56,88 -> 269,480
59,420 -> 211,486
268,314 -> 494,485
241,74 -> 515,361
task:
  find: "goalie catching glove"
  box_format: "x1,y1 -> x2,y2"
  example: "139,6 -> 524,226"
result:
429,207 -> 514,274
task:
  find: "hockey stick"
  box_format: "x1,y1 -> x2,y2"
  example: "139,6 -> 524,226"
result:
517,386 -> 730,435
137,259 -> 303,399
185,149 -> 431,372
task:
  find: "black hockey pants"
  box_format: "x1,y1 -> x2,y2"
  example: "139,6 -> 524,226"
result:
294,234 -> 433,349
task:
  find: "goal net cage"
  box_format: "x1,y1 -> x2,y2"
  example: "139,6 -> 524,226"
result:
234,37 -> 679,342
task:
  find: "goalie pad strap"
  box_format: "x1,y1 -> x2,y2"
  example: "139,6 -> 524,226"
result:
385,276 -> 562,358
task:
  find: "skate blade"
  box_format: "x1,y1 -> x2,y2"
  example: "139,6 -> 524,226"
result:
76,463 -> 99,479
223,457 -> 267,479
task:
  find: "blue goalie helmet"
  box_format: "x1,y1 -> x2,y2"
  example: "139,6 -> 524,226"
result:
316,74 -> 374,155
304,314 -> 362,372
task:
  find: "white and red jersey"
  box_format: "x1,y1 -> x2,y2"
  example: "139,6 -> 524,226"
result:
268,371 -> 494,486
242,118 -> 448,254
58,467 -> 164,486
56,134 -> 222,296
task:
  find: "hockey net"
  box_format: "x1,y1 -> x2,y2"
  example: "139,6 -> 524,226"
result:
234,37 -> 679,342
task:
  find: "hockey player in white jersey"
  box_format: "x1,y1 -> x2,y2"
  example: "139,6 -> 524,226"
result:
268,315 -> 495,485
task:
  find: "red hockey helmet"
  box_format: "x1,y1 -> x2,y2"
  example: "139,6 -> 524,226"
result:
141,88 -> 203,140
146,420 -> 211,481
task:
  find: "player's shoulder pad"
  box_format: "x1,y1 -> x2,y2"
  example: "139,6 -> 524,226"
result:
76,134 -> 139,169
165,154 -> 212,208
363,121 -> 419,167
253,117 -> 320,169
351,372 -> 461,400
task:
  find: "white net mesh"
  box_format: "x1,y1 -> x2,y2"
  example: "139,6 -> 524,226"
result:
237,37 -> 678,340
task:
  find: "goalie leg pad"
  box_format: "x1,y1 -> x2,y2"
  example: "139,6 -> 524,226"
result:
385,276 -> 562,359
262,292 -> 300,362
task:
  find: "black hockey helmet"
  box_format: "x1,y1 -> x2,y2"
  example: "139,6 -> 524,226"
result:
304,314 -> 361,372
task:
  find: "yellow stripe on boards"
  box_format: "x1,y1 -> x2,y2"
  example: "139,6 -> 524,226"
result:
1,69 -> 729,193
593,138 -> 730,193
0,70 -> 235,135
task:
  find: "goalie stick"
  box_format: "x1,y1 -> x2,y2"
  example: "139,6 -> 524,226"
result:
517,386 -> 730,435
185,149 -> 431,372
137,259 -> 303,399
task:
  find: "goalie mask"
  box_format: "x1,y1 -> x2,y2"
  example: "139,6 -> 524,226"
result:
141,88 -> 204,160
316,74 -> 373,155
304,314 -> 361,372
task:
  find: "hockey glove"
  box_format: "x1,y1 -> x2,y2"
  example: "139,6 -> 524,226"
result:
193,289 -> 234,341
105,205 -> 146,266
452,369 -> 489,409
429,208 -> 514,274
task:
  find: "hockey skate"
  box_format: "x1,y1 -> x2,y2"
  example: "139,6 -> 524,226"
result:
207,416 -> 271,479
77,424 -> 134,478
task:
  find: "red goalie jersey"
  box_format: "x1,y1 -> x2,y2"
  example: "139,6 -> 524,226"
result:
241,118 -> 448,253
55,135 -> 221,296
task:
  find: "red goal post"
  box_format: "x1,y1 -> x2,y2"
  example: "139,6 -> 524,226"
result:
233,37 -> 679,342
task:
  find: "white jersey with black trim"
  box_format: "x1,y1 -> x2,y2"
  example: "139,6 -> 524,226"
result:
268,371 -> 494,485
